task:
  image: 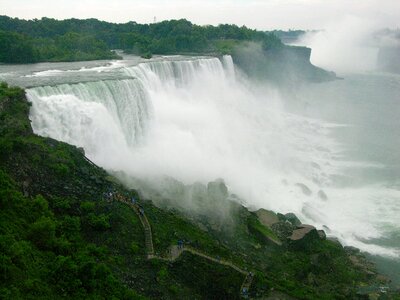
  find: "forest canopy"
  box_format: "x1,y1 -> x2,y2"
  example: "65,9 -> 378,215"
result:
0,16 -> 282,63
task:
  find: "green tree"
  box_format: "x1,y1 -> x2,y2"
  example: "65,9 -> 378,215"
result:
0,30 -> 37,63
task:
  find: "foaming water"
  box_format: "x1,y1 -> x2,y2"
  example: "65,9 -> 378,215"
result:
24,56 -> 400,262
28,79 -> 151,146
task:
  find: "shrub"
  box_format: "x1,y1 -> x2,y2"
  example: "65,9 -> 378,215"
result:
87,213 -> 111,231
28,216 -> 56,249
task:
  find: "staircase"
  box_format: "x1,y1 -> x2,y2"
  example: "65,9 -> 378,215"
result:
115,195 -> 254,297
240,273 -> 253,298
128,202 -> 154,258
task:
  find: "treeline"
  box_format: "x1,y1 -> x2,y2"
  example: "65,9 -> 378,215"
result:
0,29 -> 119,63
0,16 -> 282,63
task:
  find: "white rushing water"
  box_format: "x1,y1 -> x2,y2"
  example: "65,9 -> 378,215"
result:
25,55 -> 400,261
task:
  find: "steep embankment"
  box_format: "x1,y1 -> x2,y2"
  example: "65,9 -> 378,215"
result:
0,82 -> 244,299
232,42 -> 336,83
1,82 -> 398,299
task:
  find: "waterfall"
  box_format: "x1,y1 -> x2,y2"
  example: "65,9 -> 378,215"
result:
27,78 -> 150,146
27,54 -> 333,211
26,56 -> 237,169
26,55 -> 400,258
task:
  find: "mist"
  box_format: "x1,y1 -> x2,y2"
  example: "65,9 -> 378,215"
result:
26,55 -> 400,260
297,16 -> 379,74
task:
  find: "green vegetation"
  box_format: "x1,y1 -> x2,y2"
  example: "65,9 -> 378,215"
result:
0,16 -> 282,63
0,31 -> 37,63
0,81 -> 396,298
32,32 -> 120,62
0,29 -> 119,63
0,170 -> 138,299
169,252 -> 244,299
247,214 -> 280,245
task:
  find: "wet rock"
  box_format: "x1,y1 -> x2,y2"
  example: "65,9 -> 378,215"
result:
190,182 -> 207,198
289,224 -> 318,241
288,224 -> 320,249
207,179 -> 228,199
271,221 -> 295,240
349,255 -> 364,268
77,147 -> 85,155
317,230 -> 326,240
344,246 -> 360,255
255,209 -> 279,227
322,225 -> 330,232
277,213 -> 286,221
284,213 -> 301,226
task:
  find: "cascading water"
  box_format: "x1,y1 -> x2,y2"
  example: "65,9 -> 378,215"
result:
25,55 -> 400,262
27,78 -> 151,146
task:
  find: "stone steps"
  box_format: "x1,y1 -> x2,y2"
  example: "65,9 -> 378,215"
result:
116,196 -> 253,298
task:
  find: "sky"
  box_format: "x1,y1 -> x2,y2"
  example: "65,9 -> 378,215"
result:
1,0 -> 400,30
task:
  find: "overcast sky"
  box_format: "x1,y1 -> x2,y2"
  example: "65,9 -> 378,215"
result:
1,0 -> 399,30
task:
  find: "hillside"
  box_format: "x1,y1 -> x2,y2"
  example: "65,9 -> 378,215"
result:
1,82 -> 398,299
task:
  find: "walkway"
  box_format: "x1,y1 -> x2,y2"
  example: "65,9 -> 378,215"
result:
115,195 -> 253,297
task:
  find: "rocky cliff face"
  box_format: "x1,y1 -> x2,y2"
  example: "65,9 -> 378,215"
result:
232,42 -> 336,84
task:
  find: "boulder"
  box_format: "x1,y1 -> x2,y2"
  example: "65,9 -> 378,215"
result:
317,230 -> 326,240
271,221 -> 295,240
277,213 -> 286,221
255,209 -> 279,227
207,179 -> 228,199
288,224 -> 320,250
284,213 -> 301,226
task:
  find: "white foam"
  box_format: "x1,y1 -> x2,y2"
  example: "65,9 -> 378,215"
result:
24,61 -> 125,78
26,55 -> 400,259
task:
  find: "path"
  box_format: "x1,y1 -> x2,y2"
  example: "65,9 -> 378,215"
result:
127,202 -> 155,258
115,195 -> 253,297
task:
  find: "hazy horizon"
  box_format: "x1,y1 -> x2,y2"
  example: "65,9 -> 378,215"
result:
2,0 -> 400,31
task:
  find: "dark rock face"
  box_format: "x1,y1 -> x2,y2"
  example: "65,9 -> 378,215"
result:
232,42 -> 336,84
317,230 -> 326,240
284,213 -> 301,226
207,179 -> 228,199
255,209 -> 279,227
289,225 -> 318,241
271,221 -> 296,240
288,224 -> 321,250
